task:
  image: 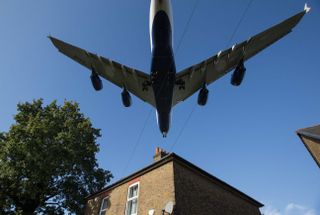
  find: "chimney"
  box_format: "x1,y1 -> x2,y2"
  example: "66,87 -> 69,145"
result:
153,147 -> 169,162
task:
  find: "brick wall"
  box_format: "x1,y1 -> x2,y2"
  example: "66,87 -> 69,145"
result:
138,161 -> 175,214
173,161 -> 261,215
86,154 -> 262,215
85,161 -> 175,215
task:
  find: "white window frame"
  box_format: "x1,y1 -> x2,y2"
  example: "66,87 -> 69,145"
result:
99,196 -> 109,215
125,182 -> 140,215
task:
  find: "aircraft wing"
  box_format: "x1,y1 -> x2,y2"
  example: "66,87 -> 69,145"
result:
49,36 -> 155,107
172,6 -> 310,106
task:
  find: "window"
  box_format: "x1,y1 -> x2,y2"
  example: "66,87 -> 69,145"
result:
99,197 -> 109,215
126,182 -> 139,215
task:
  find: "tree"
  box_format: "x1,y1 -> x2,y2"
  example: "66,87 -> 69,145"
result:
0,99 -> 112,214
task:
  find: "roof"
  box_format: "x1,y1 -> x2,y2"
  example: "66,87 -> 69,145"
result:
297,125 -> 320,140
297,124 -> 320,168
86,153 -> 264,208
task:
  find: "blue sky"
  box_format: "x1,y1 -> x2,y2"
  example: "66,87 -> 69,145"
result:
0,0 -> 319,214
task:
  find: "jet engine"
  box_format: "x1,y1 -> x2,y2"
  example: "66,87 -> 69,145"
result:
231,60 -> 246,86
197,85 -> 209,106
90,70 -> 103,91
121,88 -> 132,107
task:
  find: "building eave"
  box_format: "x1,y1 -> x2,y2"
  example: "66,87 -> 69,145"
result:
297,130 -> 320,141
297,129 -> 320,168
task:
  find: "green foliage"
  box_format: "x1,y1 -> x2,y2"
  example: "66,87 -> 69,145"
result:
0,99 -> 112,214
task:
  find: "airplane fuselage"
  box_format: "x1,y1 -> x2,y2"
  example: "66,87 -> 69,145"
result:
150,0 -> 176,137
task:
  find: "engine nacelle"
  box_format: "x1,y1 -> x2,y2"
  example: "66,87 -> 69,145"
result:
231,60 -> 246,86
197,86 -> 209,106
90,71 -> 103,91
121,88 -> 132,107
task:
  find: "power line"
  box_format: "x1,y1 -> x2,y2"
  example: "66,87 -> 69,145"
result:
170,0 -> 255,151
121,72 -> 170,176
175,0 -> 201,55
121,1 -> 202,176
120,70 -> 169,176
121,108 -> 152,176
225,0 -> 255,48
170,104 -> 197,151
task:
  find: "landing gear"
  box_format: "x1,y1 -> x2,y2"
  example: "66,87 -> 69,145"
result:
162,132 -> 167,138
142,80 -> 151,91
175,79 -> 185,90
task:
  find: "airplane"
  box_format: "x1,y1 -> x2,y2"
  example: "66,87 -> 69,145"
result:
49,1 -> 311,137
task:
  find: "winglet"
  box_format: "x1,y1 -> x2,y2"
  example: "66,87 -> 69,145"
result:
304,3 -> 311,13
47,35 -> 55,43
47,35 -> 57,47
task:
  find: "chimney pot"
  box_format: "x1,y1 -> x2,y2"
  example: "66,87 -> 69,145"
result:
153,147 -> 168,162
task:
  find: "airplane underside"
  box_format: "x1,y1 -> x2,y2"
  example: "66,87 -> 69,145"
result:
150,5 -> 176,137
49,0 -> 310,137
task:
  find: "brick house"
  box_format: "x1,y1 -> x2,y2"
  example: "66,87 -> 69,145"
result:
85,148 -> 263,215
297,125 -> 320,168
